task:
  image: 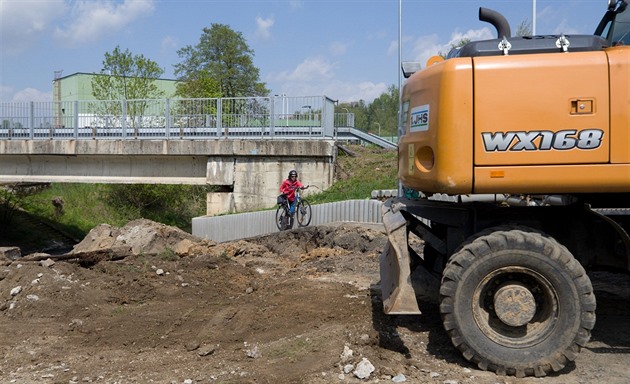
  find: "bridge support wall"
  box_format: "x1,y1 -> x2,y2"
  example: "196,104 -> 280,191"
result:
0,139 -> 337,215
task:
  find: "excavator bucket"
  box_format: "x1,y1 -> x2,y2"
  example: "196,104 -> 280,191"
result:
379,200 -> 421,315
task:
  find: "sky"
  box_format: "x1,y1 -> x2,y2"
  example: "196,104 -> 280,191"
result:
0,0 -> 610,104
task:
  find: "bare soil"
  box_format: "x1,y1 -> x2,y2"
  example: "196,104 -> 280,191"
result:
1,219 -> 629,384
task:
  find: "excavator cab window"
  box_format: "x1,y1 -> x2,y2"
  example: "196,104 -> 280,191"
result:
595,0 -> 629,46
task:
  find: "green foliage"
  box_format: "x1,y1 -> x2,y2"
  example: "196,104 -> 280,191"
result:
175,69 -> 222,98
367,85 -> 399,137
439,38 -> 471,58
0,187 -> 19,229
516,19 -> 533,36
308,145 -> 398,204
159,247 -> 178,261
19,183 -> 208,237
21,184 -> 119,237
105,184 -> 208,231
174,23 -> 268,97
337,100 -> 370,133
90,46 -> 166,136
91,46 -> 165,100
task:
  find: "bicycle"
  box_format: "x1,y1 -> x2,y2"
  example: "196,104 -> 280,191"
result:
275,185 -> 312,231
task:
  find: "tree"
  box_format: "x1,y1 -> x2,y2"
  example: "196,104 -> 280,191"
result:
174,23 -> 268,98
174,69 -> 221,99
92,46 -> 165,101
367,85 -> 399,137
516,19 -> 533,36
439,38 -> 471,58
91,46 -> 165,135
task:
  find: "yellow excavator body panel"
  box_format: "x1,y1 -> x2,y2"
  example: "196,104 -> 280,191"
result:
399,46 -> 630,195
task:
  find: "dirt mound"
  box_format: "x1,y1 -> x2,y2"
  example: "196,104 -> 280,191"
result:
1,219 -> 629,383
71,218 -> 214,257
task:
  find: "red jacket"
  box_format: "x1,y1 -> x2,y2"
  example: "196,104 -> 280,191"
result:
280,178 -> 304,202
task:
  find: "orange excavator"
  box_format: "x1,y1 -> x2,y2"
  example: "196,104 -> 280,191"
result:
380,0 -> 630,377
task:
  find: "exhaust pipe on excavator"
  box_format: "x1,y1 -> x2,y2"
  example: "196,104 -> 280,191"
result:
479,7 -> 511,38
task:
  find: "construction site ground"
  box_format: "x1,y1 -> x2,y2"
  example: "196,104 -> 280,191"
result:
1,219 -> 629,384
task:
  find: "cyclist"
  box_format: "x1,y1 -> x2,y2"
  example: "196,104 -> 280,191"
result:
280,170 -> 304,215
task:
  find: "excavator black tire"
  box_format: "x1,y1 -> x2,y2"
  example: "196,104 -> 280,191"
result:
439,228 -> 596,377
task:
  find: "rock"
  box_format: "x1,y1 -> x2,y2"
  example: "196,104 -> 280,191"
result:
26,294 -> 39,301
173,238 -> 198,256
392,373 -> 407,382
197,345 -> 216,357
185,342 -> 200,351
340,345 -> 353,362
0,246 -> 21,260
246,345 -> 261,358
10,286 -> 22,296
40,258 -> 55,268
353,358 -> 375,380
156,269 -> 165,275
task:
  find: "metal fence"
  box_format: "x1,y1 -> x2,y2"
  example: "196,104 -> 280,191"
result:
0,96 -> 352,140
192,199 -> 384,242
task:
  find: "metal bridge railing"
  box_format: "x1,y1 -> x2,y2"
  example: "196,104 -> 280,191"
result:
0,96 -> 351,140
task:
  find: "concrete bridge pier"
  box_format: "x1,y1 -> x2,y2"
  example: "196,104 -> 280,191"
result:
204,141 -> 337,215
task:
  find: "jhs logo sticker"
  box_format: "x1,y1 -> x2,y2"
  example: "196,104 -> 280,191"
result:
482,129 -> 604,152
410,105 -> 429,132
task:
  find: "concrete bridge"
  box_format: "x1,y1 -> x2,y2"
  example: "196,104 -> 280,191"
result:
0,96 -> 396,215
0,138 -> 336,215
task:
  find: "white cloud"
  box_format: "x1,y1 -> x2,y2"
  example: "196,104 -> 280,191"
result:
0,0 -> 67,55
255,16 -> 274,41
551,19 -> 579,35
387,40 -> 398,56
54,0 -> 155,47
160,36 -> 178,53
0,85 -> 15,102
276,79 -> 387,104
12,88 -> 53,102
329,41 -> 348,56
289,0 -> 303,11
268,57 -> 387,103
272,57 -> 336,82
409,27 -> 493,67
335,81 -> 389,103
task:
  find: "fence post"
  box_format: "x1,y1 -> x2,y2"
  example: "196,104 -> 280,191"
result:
73,101 -> 79,139
217,98 -> 223,138
165,98 -> 171,138
269,96 -> 274,138
121,100 -> 127,138
29,101 -> 34,139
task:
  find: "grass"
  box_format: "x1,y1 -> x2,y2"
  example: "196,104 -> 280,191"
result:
309,145 -> 397,204
0,144 -> 397,247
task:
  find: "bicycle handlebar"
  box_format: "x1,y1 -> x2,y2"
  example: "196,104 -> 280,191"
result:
287,185 -> 309,191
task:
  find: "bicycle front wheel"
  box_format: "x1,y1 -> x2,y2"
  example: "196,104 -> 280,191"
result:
296,199 -> 312,227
